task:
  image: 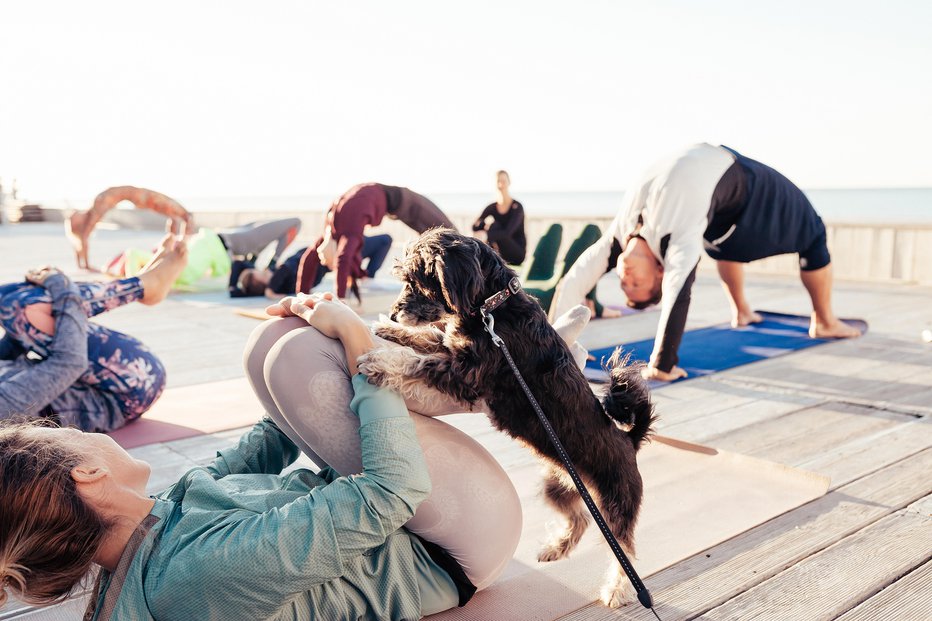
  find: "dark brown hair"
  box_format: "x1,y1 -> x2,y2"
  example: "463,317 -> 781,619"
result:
237,268 -> 268,297
0,420 -> 109,607
625,284 -> 662,310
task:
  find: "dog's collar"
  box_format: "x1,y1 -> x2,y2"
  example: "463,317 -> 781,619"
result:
480,277 -> 522,316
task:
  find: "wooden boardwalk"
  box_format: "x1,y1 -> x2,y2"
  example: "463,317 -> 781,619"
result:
1,223 -> 930,620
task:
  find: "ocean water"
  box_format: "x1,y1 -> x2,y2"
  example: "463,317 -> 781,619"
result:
35,188 -> 932,224
184,188 -> 932,225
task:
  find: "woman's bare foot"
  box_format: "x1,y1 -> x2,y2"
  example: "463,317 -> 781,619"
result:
732,309 -> 763,328
137,235 -> 189,305
809,314 -> 861,339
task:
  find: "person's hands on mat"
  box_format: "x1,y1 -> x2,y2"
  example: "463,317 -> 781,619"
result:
642,364 -> 687,382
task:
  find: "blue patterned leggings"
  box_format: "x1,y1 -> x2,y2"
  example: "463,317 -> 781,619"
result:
0,278 -> 166,422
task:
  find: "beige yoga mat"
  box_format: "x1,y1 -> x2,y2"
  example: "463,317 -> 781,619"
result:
108,378 -> 263,449
235,306 -> 274,321
426,430 -> 830,621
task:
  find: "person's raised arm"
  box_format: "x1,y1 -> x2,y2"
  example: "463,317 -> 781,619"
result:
0,269 -> 88,419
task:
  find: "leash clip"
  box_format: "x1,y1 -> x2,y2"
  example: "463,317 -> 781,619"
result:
481,310 -> 504,348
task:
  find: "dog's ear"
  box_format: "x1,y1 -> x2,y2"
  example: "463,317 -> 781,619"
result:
435,238 -> 484,312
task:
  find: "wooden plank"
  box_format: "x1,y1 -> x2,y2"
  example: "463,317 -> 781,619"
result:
797,416 -> 932,488
703,402 -> 914,468
661,393 -> 822,444
833,560 -> 932,621
555,448 -> 932,621
694,495 -> 932,620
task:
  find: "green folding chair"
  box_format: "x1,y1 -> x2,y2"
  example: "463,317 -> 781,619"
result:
519,223 -> 563,282
524,223 -> 602,313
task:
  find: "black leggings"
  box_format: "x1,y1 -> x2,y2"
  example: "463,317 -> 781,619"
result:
486,228 -> 526,264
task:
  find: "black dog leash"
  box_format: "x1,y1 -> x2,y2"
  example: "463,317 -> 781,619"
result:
481,278 -> 661,619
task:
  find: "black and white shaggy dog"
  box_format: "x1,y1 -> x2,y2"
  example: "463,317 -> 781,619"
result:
357,228 -> 657,607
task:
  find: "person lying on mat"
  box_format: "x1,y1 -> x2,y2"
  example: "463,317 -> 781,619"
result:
471,170 -> 527,265
550,143 -> 860,382
66,186 -> 195,270
0,234 -> 187,432
0,293 -> 522,620
107,217 -> 302,296
296,183 -> 456,302
234,233 -> 393,298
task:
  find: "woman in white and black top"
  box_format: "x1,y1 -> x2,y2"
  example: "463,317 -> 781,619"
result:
472,170 -> 527,265
551,143 -> 860,382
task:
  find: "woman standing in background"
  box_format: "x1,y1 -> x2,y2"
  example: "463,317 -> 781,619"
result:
472,170 -> 527,265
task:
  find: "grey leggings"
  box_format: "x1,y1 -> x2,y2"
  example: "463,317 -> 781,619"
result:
218,218 -> 302,264
243,317 -> 522,590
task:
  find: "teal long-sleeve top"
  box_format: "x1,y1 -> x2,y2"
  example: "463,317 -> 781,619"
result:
85,375 -> 459,621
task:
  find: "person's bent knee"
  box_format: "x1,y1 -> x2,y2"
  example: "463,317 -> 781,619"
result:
798,231 -> 831,272
243,317 -> 309,377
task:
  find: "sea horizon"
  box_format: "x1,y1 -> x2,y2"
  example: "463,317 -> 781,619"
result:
23,187 -> 932,225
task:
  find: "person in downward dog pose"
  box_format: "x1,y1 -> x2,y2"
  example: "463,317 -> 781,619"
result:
550,143 -> 860,382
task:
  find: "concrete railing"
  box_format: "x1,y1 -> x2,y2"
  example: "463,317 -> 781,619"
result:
34,208 -> 932,285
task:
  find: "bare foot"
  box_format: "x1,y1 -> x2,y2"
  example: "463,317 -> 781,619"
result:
732,309 -> 763,328
809,315 -> 861,339
137,236 -> 189,305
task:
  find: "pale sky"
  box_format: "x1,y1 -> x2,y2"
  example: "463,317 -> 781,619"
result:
1,0 -> 930,202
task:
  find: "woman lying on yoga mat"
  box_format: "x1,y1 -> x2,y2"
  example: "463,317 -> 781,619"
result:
0,293 -> 523,620
0,234 -> 187,432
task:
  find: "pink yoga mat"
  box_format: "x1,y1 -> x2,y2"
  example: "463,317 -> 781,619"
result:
108,378 -> 263,449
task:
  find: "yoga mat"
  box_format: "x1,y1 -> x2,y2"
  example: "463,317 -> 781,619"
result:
235,307 -> 274,321
427,433 -> 830,621
108,378 -> 263,449
583,311 -> 868,384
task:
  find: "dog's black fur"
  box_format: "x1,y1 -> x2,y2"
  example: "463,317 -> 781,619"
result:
358,228 -> 657,606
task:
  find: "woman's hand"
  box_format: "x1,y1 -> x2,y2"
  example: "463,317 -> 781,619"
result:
25,266 -> 66,287
266,293 -> 374,372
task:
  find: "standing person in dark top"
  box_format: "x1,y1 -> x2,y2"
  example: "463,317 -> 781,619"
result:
551,143 -> 860,382
471,170 -> 527,265
296,184 -> 456,301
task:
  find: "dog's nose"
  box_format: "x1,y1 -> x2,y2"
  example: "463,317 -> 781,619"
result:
389,311 -> 399,322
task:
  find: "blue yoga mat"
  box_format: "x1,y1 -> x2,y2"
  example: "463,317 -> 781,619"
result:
583,311 -> 868,385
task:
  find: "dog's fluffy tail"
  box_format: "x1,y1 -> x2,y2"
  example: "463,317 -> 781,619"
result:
601,348 -> 657,451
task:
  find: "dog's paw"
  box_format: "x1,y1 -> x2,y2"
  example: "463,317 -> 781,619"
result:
599,579 -> 637,608
537,543 -> 571,563
356,350 -> 391,387
372,318 -> 402,341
